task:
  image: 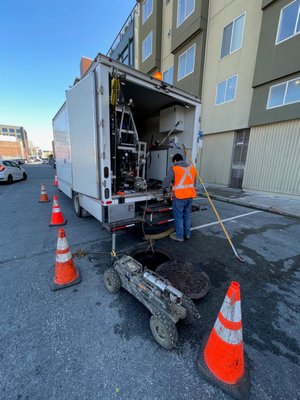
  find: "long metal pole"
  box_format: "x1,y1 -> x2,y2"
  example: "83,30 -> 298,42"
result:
183,145 -> 244,263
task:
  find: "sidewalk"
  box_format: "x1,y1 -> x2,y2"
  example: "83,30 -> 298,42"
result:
198,183 -> 300,219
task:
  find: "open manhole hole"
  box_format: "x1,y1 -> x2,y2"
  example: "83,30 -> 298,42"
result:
131,250 -> 171,271
156,260 -> 210,300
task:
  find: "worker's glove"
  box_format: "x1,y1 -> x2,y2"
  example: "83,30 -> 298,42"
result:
162,190 -> 168,196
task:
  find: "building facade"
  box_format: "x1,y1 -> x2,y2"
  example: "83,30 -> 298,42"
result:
201,0 -> 300,196
0,124 -> 29,160
108,0 -> 300,197
107,5 -> 137,68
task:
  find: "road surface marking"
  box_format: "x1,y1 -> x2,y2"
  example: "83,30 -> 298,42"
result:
191,210 -> 262,231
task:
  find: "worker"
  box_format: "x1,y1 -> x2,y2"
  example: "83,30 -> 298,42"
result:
162,153 -> 196,241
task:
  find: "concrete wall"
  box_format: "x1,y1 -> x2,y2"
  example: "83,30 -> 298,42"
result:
201,0 -> 262,134
244,120 -> 300,195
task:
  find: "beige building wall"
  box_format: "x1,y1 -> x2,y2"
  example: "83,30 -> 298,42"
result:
201,0 -> 262,134
200,131 -> 235,185
244,120 -> 300,195
160,0 -> 174,74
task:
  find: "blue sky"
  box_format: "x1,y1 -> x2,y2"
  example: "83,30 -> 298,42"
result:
0,0 -> 136,150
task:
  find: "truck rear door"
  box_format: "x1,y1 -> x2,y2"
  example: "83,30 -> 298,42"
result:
66,72 -> 100,198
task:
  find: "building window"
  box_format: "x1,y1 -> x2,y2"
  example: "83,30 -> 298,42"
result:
119,46 -> 129,65
276,0 -> 300,44
177,44 -> 195,80
221,13 -> 245,58
163,66 -> 174,84
267,77 -> 300,108
142,31 -> 152,62
16,128 -> 22,133
2,128 -> 8,132
216,75 -> 238,105
177,0 -> 195,27
142,0 -> 153,24
9,128 -> 15,133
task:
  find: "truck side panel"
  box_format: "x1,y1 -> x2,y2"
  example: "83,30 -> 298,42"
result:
66,72 -> 100,198
53,103 -> 73,198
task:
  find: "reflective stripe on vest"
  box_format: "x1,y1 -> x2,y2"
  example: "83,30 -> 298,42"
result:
172,165 -> 196,199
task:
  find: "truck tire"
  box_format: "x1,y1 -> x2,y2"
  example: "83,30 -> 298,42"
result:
103,268 -> 121,293
181,296 -> 201,325
150,313 -> 178,349
73,192 -> 83,217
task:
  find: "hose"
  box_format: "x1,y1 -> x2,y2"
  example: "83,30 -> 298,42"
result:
183,145 -> 244,263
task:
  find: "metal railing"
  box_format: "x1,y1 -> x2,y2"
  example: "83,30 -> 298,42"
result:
106,5 -> 137,57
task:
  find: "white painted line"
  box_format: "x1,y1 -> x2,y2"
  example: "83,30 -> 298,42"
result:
191,210 -> 262,231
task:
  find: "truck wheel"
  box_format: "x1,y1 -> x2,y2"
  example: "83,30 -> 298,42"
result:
150,313 -> 178,349
103,268 -> 121,293
73,192 -> 83,217
181,296 -> 201,325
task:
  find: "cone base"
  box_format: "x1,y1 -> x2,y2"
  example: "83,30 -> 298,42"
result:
49,219 -> 67,227
197,334 -> 251,400
39,200 -> 51,203
51,268 -> 81,291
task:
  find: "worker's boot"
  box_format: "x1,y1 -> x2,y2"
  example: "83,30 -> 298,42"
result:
169,233 -> 184,242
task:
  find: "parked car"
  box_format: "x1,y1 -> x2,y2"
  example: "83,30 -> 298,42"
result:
0,160 -> 27,183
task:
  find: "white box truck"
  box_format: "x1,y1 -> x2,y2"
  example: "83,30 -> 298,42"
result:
52,54 -> 201,231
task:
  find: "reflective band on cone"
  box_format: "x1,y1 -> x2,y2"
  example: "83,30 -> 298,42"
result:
197,282 -> 250,400
51,228 -> 81,291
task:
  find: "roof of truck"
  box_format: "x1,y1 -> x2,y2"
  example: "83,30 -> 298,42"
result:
81,53 -> 201,105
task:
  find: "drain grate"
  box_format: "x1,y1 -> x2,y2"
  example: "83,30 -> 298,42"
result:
156,260 -> 210,300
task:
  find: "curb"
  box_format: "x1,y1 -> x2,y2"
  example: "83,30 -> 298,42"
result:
200,194 -> 300,220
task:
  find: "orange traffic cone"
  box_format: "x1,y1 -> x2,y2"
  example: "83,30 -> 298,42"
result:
51,228 -> 81,291
39,183 -> 50,203
49,195 -> 67,226
54,175 -> 58,186
197,282 -> 250,400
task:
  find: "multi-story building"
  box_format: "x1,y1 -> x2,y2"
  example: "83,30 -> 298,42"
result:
108,0 -> 300,197
0,124 -> 29,160
201,0 -> 300,196
137,0 -> 208,97
200,0 -> 263,189
246,0 -> 300,196
107,5 -> 137,68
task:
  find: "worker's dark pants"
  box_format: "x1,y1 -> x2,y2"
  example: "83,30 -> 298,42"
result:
172,197 -> 192,239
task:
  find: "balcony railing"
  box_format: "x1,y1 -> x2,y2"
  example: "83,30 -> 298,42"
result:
107,5 -> 137,57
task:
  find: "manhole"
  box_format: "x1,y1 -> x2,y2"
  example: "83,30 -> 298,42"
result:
156,260 -> 210,300
131,250 -> 171,271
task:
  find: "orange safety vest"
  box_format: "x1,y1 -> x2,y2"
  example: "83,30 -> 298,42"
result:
172,165 -> 196,199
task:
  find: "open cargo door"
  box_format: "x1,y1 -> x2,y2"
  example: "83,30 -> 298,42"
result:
66,72 -> 100,198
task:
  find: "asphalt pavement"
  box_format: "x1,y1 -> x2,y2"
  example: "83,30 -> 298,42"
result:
0,164 -> 299,400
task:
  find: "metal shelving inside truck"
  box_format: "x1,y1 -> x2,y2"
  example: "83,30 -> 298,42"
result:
52,53 -> 201,230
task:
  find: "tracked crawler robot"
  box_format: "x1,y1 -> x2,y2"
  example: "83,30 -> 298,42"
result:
103,255 -> 200,349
